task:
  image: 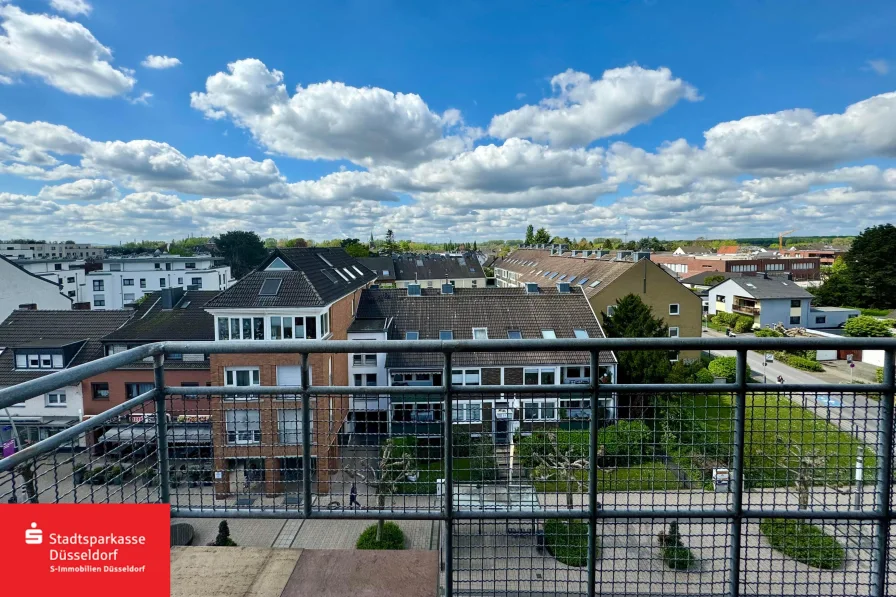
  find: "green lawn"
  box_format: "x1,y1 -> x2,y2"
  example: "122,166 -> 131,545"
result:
534,461 -> 684,493
673,393 -> 876,488
394,457 -> 477,495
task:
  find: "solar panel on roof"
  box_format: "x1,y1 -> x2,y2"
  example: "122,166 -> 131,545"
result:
321,270 -> 338,283
318,254 -> 334,267
259,278 -> 283,296
334,269 -> 349,282
578,278 -> 588,285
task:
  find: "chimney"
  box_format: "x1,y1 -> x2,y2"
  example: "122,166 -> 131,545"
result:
72,302 -> 91,310
17,303 -> 37,310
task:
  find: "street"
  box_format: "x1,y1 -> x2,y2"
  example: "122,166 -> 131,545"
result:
703,329 -> 882,444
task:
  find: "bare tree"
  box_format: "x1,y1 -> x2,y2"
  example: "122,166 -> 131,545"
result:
530,432 -> 610,510
759,434 -> 827,509
347,438 -> 415,542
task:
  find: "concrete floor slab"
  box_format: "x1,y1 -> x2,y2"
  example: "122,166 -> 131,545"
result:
171,547 -> 301,597
281,549 -> 438,597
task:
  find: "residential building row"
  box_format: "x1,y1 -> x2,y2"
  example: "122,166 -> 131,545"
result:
0,247 -> 616,497
0,241 -> 104,261
358,253 -> 486,288
493,246 -> 702,361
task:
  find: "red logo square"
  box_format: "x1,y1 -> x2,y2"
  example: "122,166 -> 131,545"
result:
0,504 -> 170,597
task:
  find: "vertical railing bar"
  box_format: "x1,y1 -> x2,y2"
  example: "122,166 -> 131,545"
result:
443,351 -> 453,597
872,349 -> 895,597
301,352 -> 312,519
153,353 -> 170,504
728,348 -> 748,597
587,350 -> 599,597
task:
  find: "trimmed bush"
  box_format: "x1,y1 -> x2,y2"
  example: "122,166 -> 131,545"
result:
596,420 -> 653,466
775,352 -> 824,372
754,328 -> 784,338
734,316 -> 754,333
843,315 -> 893,337
210,521 -> 237,546
708,357 -> 738,382
721,312 -> 741,326
544,519 -> 595,567
657,521 -> 696,570
695,368 -> 715,384
878,368 -> 884,383
759,519 -> 844,569
356,522 -> 405,550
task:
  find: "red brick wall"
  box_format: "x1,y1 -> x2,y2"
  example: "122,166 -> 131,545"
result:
81,368 -> 211,416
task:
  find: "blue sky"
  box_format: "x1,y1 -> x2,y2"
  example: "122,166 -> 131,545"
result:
1,0 -> 895,242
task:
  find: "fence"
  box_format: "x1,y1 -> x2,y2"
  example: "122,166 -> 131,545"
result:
0,337 -> 894,596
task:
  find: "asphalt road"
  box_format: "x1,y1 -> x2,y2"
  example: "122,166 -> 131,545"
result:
703,329 -> 882,444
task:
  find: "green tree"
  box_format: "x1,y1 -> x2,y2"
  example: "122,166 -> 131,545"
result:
384,229 -> 397,254
602,238 -> 615,250
844,224 -> 896,308
284,238 -> 308,248
533,227 -> 551,244
703,274 -> 727,286
342,242 -> 370,258
601,294 -> 672,383
263,237 -> 278,249
398,240 -> 411,252
811,256 -> 857,307
525,225 -> 535,245
843,315 -> 892,337
213,230 -> 268,278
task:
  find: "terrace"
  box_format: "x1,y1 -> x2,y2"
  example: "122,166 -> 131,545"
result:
1,336 -> 895,597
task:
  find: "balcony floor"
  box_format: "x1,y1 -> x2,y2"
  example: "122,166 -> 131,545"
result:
171,547 -> 438,597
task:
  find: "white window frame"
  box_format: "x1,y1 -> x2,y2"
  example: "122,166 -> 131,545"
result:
226,410 -> 261,445
669,327 -> 680,338
541,329 -> 556,339
321,311 -> 330,337
606,305 -> 616,317
46,391 -> 66,407
452,401 -> 483,423
224,367 -> 260,400
669,303 -> 680,315
451,368 -> 481,386
439,330 -> 453,340
573,329 -> 589,338
523,367 -> 557,386
277,409 -> 311,444
472,327 -> 488,339
405,331 -> 419,340
522,400 -> 557,421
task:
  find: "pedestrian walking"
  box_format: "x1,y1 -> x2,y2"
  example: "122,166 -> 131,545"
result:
349,481 -> 362,509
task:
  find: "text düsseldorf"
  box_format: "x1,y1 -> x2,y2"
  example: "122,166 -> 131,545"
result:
48,533 -> 146,561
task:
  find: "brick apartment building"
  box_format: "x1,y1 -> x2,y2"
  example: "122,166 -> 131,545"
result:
651,253 -> 821,281
202,248 -> 376,496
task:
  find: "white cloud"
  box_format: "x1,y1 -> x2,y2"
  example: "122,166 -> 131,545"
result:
190,58 -> 475,166
141,55 -> 181,69
128,91 -> 153,105
0,74 -> 12,84
0,5 -> 134,96
0,118 -> 92,155
865,59 -> 889,75
38,178 -> 118,201
49,0 -> 91,16
489,66 -> 700,147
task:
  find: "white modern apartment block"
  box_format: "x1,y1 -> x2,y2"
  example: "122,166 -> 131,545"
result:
16,259 -> 89,302
87,254 -> 232,310
0,256 -> 72,321
0,241 -> 104,260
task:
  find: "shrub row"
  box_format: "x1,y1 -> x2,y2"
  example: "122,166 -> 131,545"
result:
516,421 -> 653,469
544,519 -> 593,567
774,352 -> 824,372
759,519 -> 844,569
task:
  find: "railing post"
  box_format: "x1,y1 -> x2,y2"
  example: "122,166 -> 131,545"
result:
443,351 -> 453,597
728,348 -> 748,597
872,350 -> 894,597
153,353 -> 170,504
587,350 -> 599,597
301,352 -> 312,519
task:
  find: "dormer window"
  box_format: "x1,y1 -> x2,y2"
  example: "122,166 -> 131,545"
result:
15,350 -> 65,369
472,328 -> 488,339
405,331 -> 419,340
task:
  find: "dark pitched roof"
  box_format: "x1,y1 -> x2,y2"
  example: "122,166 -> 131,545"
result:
357,257 -> 396,282
0,309 -> 133,386
205,248 -> 375,309
497,248 -> 635,298
392,254 -> 485,281
103,291 -> 219,342
722,276 -> 814,299
347,318 -> 389,332
354,287 -> 615,368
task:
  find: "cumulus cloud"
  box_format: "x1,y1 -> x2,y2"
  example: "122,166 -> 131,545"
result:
489,66 -> 700,147
128,91 -> 153,105
38,178 -> 119,201
49,0 -> 91,16
0,5 -> 134,96
190,58 -> 476,166
141,55 -> 181,69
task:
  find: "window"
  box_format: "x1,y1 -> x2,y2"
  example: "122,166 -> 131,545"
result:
716,295 -> 724,302
92,280 -> 104,291
789,316 -> 801,325
66,276 -> 75,283
108,263 -> 121,271
226,410 -> 261,444
159,278 -> 166,288
523,401 -> 556,420
165,263 -> 172,271
524,367 -> 556,385
815,315 -> 826,324
178,278 -> 183,285
68,291 -> 76,297
125,383 -> 154,399
139,278 -> 146,289
191,277 -> 202,288
669,327 -> 680,338
94,296 -> 105,307
321,311 -> 330,337
123,278 -> 134,286
472,327 -> 488,339
277,409 -> 311,444
453,402 -> 482,422
573,329 -> 589,338
91,382 -> 110,400
606,305 -> 616,317
354,373 -> 377,386
541,329 -> 556,339
181,382 -> 200,399
451,369 -> 480,386
123,293 -> 135,302
790,300 -> 801,308
669,303 -> 680,315
225,367 -> 260,387
353,354 -> 377,366
219,317 -> 265,340
54,263 -> 62,271
185,262 -> 196,269
154,263 -> 161,270
507,330 -> 522,339
46,392 -> 66,407
440,330 -> 453,340
405,331 -> 419,340
471,280 -> 478,288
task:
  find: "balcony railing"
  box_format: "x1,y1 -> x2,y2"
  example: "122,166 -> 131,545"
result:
1,337 -> 895,597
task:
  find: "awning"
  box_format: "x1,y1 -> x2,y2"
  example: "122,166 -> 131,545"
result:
98,424 -> 211,446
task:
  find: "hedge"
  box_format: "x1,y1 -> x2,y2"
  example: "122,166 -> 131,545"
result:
707,357 -> 752,382
516,422 -> 652,469
754,328 -> 784,338
734,316 -> 754,333
356,522 -> 406,550
759,519 -> 844,569
544,519 -> 596,567
695,368 -> 715,384
774,352 -> 824,372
